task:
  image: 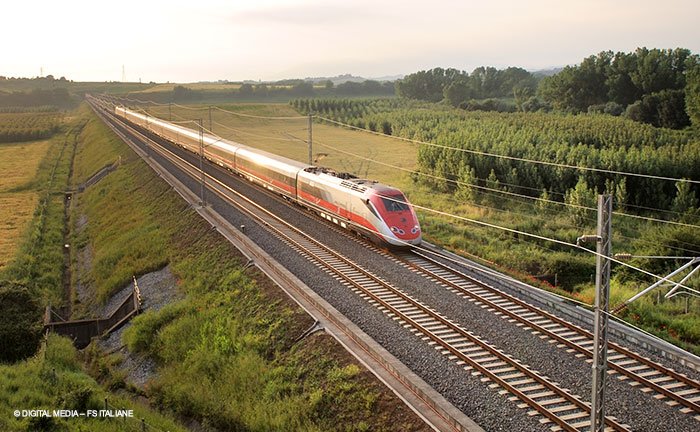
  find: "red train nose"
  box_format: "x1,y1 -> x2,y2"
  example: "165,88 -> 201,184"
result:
369,190 -> 421,240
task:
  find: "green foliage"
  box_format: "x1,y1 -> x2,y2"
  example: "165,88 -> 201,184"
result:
565,176 -> 597,226
671,180 -> 699,215
539,47 -> 699,129
625,89 -> 690,129
685,64 -> 700,131
397,66 -> 537,107
0,334 -> 187,432
0,281 -> 43,363
122,301 -> 190,355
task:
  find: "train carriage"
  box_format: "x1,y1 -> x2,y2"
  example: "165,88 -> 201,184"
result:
112,104 -> 421,247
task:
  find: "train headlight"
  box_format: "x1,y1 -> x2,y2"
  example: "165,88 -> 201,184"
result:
411,225 -> 420,234
390,226 -> 405,235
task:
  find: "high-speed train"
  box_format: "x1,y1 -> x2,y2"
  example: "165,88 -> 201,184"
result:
113,105 -> 421,247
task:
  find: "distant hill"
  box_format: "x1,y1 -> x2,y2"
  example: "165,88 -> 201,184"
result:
303,74 -> 404,85
530,67 -> 564,78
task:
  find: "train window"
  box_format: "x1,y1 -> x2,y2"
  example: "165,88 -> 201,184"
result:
380,195 -> 409,212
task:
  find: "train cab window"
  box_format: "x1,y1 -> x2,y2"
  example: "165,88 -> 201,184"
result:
380,195 -> 409,212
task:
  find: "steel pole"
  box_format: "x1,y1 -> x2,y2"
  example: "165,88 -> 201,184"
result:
198,119 -> 205,207
590,194 -> 612,432
308,115 -> 313,165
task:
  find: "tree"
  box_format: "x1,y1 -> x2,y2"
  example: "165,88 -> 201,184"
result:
537,189 -> 554,212
539,52 -> 611,112
238,83 -> 253,97
456,165 -> 477,202
626,89 -> 690,129
607,51 -> 641,105
396,68 -> 461,102
443,79 -> 472,107
686,64 -> 700,130
565,176 -> 596,226
0,281 -> 43,363
671,180 -> 699,215
291,81 -> 314,96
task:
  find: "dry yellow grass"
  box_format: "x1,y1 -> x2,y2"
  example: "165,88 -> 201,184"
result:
0,192 -> 38,269
0,140 -> 51,269
0,140 -> 51,192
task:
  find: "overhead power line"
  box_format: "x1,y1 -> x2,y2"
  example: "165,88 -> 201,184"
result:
310,137 -> 700,230
314,115 -> 700,185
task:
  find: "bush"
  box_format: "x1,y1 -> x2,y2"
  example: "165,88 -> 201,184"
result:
0,281 -> 43,363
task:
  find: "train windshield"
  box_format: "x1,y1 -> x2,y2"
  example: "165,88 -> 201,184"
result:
380,194 -> 409,212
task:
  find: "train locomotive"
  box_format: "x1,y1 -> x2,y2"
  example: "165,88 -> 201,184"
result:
114,105 -> 421,247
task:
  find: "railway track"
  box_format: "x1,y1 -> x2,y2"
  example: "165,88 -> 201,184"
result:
96,104 -> 633,432
388,249 -> 700,422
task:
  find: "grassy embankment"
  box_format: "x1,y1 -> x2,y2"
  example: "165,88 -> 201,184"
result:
0,107 -> 189,432
68,103 -> 427,431
143,102 -> 700,355
0,334 -> 185,432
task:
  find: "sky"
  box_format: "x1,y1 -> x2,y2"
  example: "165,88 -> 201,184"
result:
3,0 -> 700,83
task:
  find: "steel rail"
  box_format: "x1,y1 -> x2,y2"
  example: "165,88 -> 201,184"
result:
397,249 -> 700,416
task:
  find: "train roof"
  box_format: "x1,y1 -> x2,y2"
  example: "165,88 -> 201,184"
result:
233,142 -> 311,170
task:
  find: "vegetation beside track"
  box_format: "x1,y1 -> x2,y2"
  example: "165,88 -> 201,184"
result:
0,334 -> 186,432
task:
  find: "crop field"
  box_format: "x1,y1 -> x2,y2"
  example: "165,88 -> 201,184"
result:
0,140 -> 51,190
0,192 -> 38,269
0,139 -> 52,270
0,112 -> 62,143
133,83 -> 243,93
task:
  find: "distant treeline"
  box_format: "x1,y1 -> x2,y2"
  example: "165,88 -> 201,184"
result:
396,66 -> 538,109
539,48 -> 699,129
129,80 -> 395,103
0,88 -> 74,109
396,48 -> 700,130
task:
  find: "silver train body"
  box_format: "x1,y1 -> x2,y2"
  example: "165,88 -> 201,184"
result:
114,106 -> 421,247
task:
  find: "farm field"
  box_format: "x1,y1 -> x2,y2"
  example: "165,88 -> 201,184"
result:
138,100 -> 700,354
0,139 -> 52,270
0,192 -> 38,269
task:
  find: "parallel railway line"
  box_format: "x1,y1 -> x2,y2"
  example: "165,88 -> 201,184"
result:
391,250 -> 700,421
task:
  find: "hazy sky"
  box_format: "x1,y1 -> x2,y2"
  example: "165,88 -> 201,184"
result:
4,0 -> 700,83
